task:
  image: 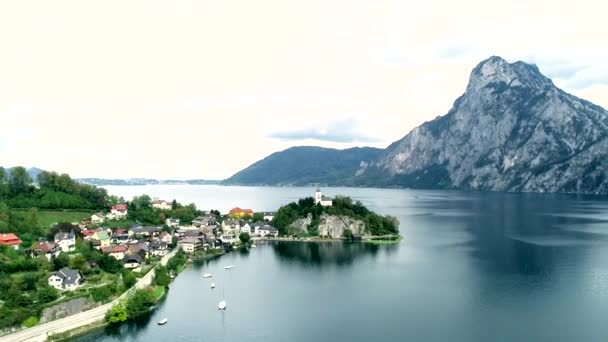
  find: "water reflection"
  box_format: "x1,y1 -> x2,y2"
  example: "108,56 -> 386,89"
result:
271,241 -> 397,267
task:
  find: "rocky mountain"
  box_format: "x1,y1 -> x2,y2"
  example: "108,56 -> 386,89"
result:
76,178 -> 220,186
356,56 -> 608,194
222,146 -> 382,186
227,56 -> 608,194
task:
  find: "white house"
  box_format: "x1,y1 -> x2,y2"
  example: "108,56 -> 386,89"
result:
257,224 -> 279,238
48,268 -> 82,291
122,254 -> 142,270
314,188 -> 333,207
150,242 -> 168,257
91,212 -> 106,224
34,242 -> 60,261
165,217 -> 180,228
262,211 -> 276,221
111,204 -> 128,219
220,234 -> 239,244
54,231 -> 76,253
240,222 -> 251,234
101,245 -> 128,260
221,219 -> 240,234
178,236 -> 201,254
152,199 -> 172,210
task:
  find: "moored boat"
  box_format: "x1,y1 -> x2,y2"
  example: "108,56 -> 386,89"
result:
218,300 -> 227,310
157,318 -> 168,325
202,273 -> 212,278
210,283 -> 216,289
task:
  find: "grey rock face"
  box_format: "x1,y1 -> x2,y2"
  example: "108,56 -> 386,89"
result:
318,214 -> 366,238
360,56 -> 608,194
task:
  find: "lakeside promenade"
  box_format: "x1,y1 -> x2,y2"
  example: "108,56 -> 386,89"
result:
0,247 -> 180,342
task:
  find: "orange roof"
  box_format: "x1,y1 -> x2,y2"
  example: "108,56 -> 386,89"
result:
36,242 -> 57,253
102,245 -> 128,254
229,207 -> 254,214
0,233 -> 22,246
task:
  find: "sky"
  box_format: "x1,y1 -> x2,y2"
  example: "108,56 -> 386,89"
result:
1,0 -> 607,180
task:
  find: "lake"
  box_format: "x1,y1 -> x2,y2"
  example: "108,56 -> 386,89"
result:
75,185 -> 608,341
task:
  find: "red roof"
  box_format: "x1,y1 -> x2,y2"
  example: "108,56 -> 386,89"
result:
36,242 -> 56,253
102,245 -> 128,254
0,233 -> 22,246
82,229 -> 96,237
229,207 -> 254,214
114,228 -> 126,235
112,204 -> 127,211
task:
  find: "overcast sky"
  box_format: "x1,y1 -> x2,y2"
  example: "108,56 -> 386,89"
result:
1,0 -> 607,179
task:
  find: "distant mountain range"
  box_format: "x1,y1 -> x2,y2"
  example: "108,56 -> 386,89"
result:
76,178 -> 220,186
222,146 -> 383,186
224,56 -> 608,194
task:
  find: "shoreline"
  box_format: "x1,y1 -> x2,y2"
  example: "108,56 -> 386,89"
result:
261,235 -> 402,244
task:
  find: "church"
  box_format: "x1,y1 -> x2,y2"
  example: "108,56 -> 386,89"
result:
314,188 -> 333,207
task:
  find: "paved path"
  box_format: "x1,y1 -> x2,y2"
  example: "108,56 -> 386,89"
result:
0,248 -> 180,342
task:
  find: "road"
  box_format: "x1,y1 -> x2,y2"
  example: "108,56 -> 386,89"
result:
0,247 -> 180,342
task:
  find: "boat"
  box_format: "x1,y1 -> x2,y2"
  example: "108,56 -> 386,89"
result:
210,283 -> 216,289
202,273 -> 212,278
157,318 -> 168,325
218,300 -> 227,310
224,265 -> 234,270
251,244 -> 257,248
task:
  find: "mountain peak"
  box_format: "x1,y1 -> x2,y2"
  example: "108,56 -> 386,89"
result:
467,56 -> 552,92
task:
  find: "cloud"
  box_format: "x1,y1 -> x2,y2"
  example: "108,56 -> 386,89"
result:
268,118 -> 380,143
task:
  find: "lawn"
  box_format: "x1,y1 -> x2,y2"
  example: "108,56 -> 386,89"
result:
37,210 -> 92,227
152,285 -> 166,302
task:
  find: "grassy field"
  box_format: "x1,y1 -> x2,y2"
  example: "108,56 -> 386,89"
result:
16,210 -> 93,227
153,285 -> 166,302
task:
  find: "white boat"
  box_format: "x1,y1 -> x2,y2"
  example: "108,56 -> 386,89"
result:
157,318 -> 168,325
202,273 -> 212,278
210,283 -> 216,289
251,244 -> 257,248
218,300 -> 227,310
224,265 -> 234,270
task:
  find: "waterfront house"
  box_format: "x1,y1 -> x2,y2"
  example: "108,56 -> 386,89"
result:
219,234 -> 239,245
0,233 -> 22,250
262,211 -> 276,221
91,212 -> 106,225
165,217 -> 180,228
34,242 -> 60,260
150,241 -> 168,257
257,224 -> 279,238
122,254 -> 142,270
48,267 -> 82,291
101,244 -> 128,260
228,207 -> 254,219
178,236 -> 202,253
111,204 -> 128,219
152,199 -> 172,210
54,231 -> 76,253
314,188 -> 333,207
221,218 -> 240,234
240,222 -> 252,234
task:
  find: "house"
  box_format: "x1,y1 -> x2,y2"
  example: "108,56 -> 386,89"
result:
240,222 -> 252,234
93,230 -> 111,248
228,207 -> 254,219
48,268 -> 82,291
314,188 -> 333,207
178,236 -> 202,253
129,226 -> 162,237
150,241 -> 168,257
101,245 -> 128,260
0,233 -> 22,250
34,242 -> 60,260
219,234 -> 239,244
91,212 -> 106,224
221,218 -> 240,234
159,232 -> 173,244
122,254 -> 142,270
152,199 -> 172,210
111,204 -> 128,219
192,215 -> 215,227
81,229 -> 96,239
262,211 -> 276,221
257,224 -> 279,238
127,243 -> 149,259
165,217 -> 180,228
54,231 -> 76,253
111,233 -> 129,245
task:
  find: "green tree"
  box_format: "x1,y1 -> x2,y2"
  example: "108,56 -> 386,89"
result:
125,288 -> 156,319
37,285 -> 59,304
171,199 -> 178,210
0,167 -> 7,200
342,228 -> 353,240
239,232 -> 251,245
154,266 -> 170,287
53,253 -> 70,271
106,302 -> 128,323
70,255 -> 87,272
8,166 -> 33,195
252,212 -> 264,222
123,271 -> 136,289
0,202 -> 10,232
98,254 -> 123,274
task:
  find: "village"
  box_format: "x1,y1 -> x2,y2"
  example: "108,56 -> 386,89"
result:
0,201 -> 279,294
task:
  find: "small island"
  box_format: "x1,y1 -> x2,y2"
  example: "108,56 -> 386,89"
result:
271,188 -> 401,242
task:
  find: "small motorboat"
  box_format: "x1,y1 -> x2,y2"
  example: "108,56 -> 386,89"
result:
251,244 -> 257,248
210,283 -> 216,289
202,273 -> 212,278
218,300 -> 227,310
224,265 -> 234,270
157,318 -> 168,325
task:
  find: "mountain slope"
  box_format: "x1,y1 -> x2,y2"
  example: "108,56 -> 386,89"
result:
356,56 -> 608,194
223,146 -> 383,186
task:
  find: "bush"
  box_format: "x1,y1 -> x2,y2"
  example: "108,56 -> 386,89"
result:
23,316 -> 39,328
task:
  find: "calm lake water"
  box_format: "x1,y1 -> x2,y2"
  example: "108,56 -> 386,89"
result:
75,185 -> 608,341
